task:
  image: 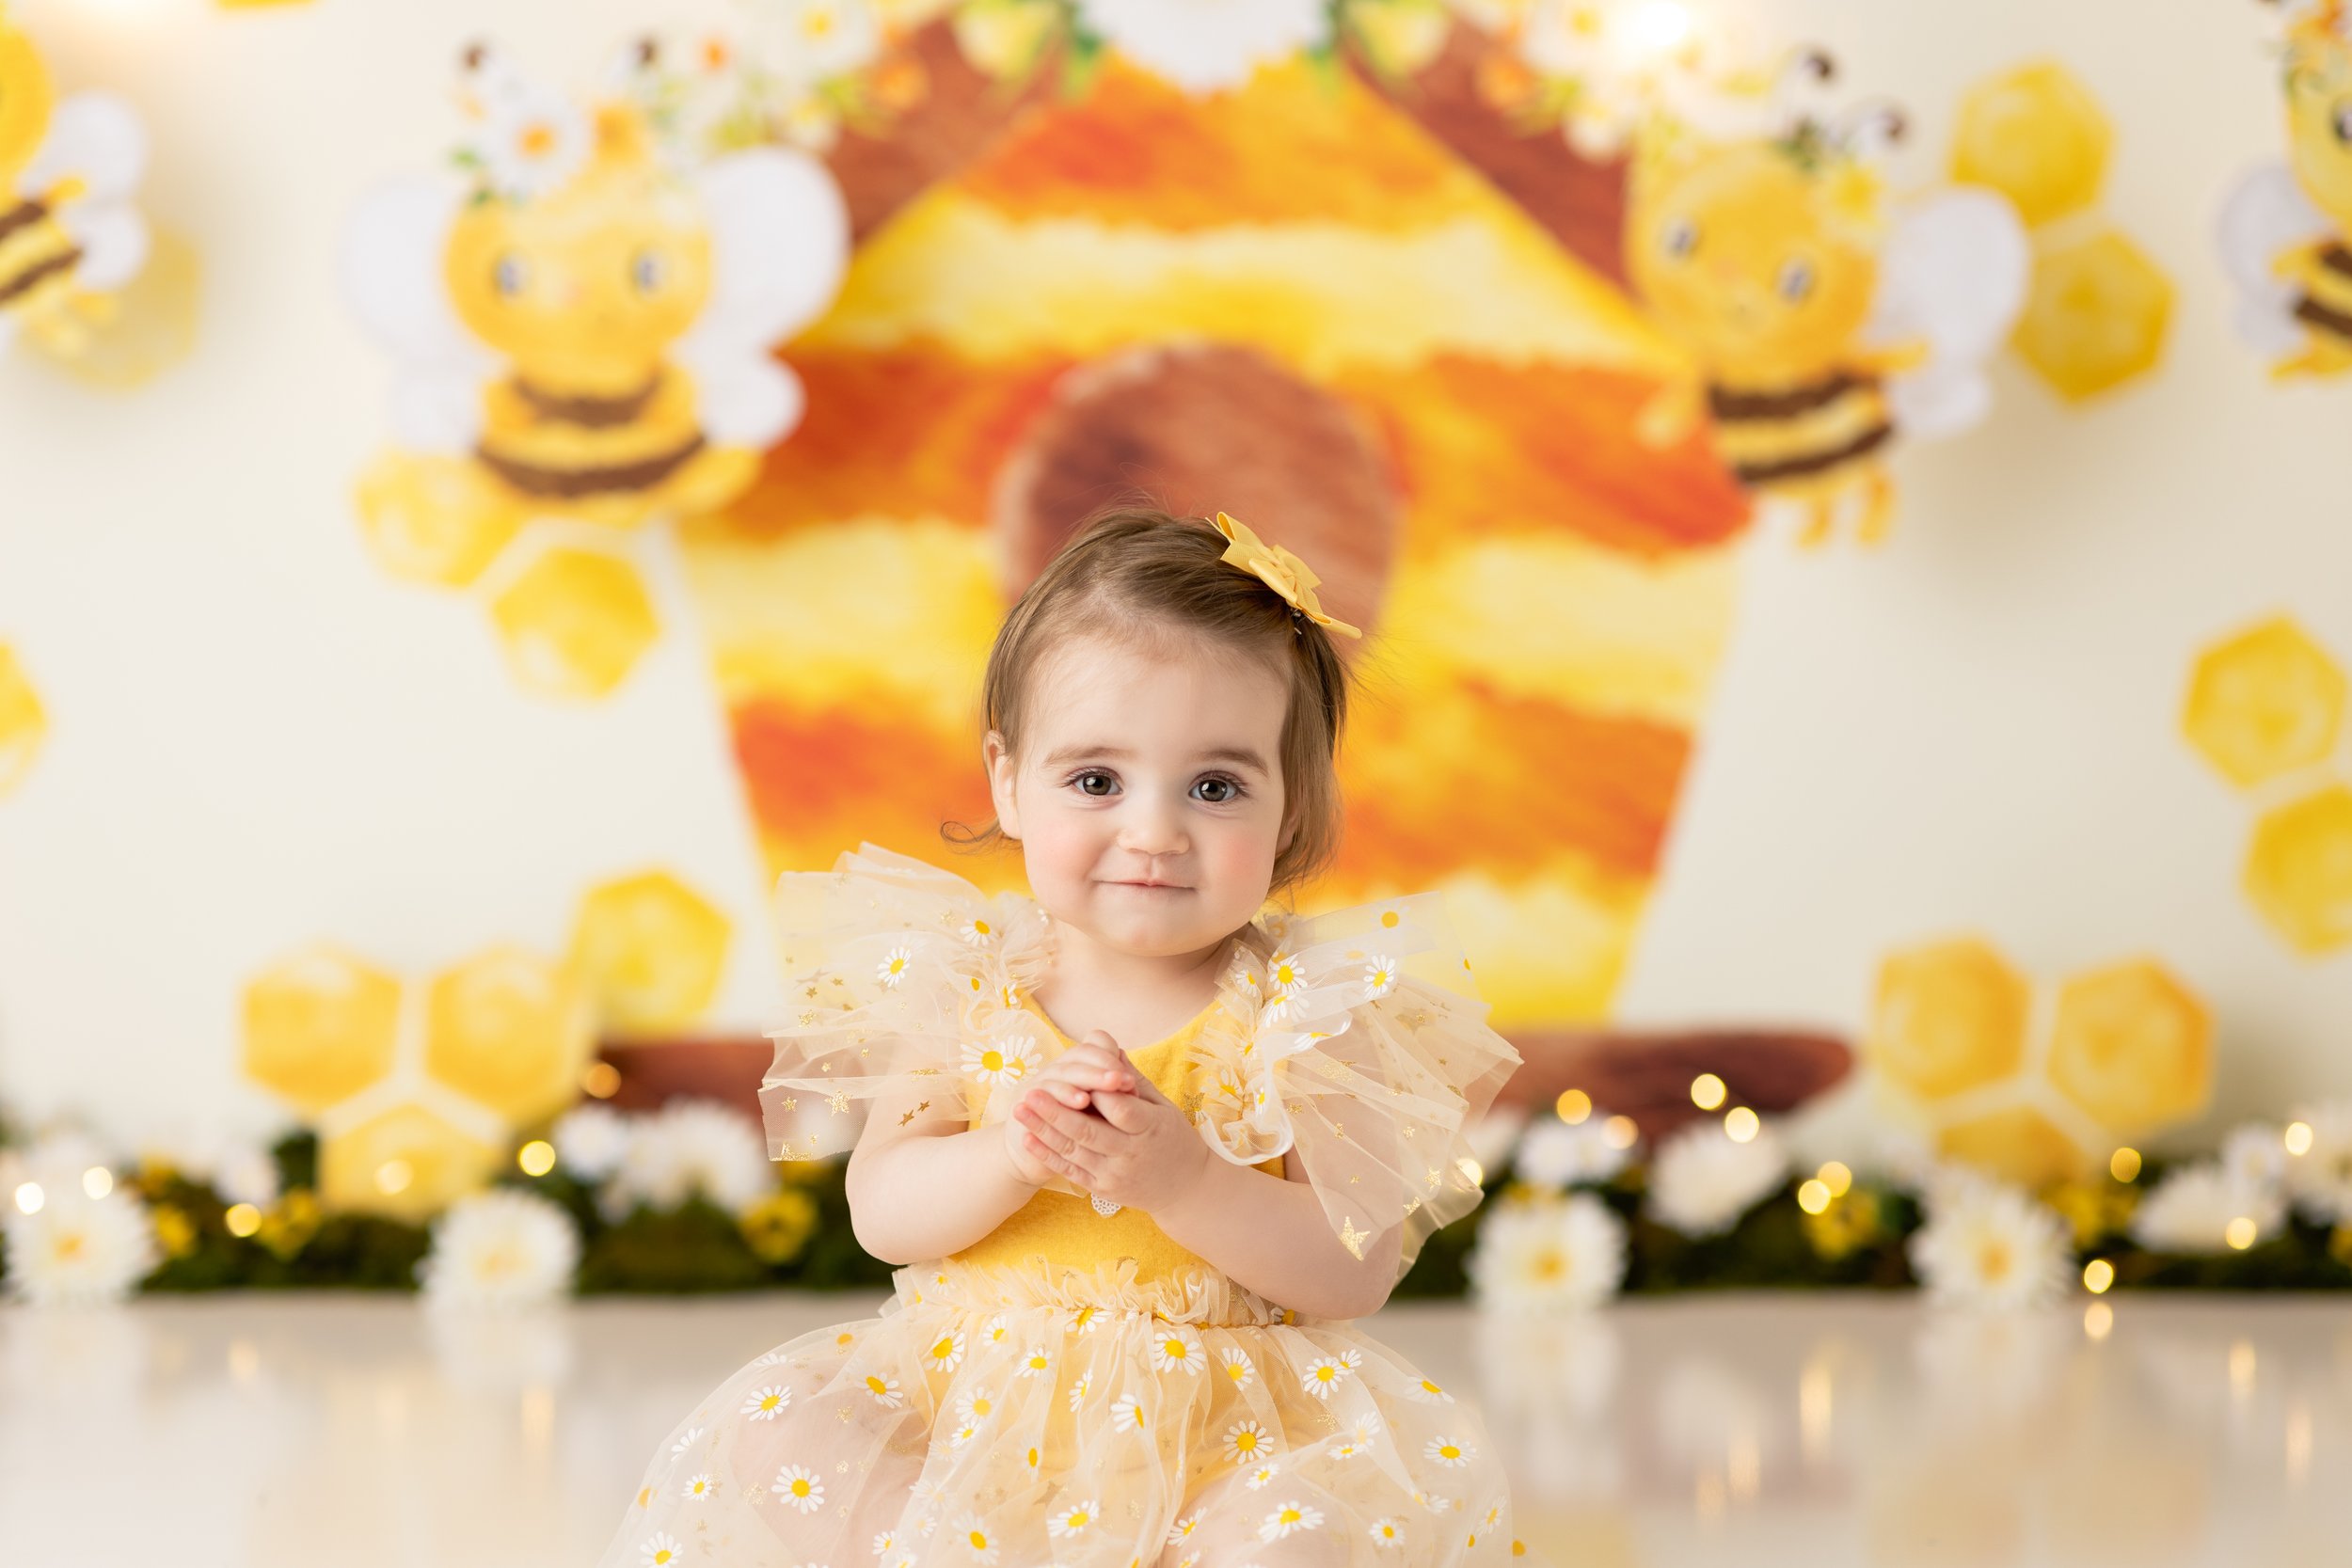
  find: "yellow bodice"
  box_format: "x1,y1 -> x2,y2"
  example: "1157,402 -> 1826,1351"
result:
946,998 -> 1285,1285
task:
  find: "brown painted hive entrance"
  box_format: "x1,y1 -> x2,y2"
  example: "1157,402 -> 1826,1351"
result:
990,341 -> 1399,635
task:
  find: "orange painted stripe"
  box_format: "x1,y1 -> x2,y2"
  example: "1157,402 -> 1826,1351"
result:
1335,677 -> 1690,886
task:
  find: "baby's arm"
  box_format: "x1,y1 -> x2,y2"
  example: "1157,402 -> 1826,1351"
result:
1152,1151 -> 1400,1321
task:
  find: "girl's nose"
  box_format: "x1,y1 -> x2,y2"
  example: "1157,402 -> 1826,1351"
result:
1116,801 -> 1188,856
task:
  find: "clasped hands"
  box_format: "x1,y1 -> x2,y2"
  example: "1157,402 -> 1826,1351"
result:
1003,1032 -> 1209,1214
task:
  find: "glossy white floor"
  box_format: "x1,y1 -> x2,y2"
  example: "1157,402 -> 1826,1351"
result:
1,1292 -> 2344,1567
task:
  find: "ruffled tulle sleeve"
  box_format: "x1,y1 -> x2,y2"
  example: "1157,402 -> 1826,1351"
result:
1185,894 -> 1523,1287
755,844 -> 1052,1163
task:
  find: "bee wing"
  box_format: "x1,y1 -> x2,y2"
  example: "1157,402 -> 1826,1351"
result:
18,93 -> 147,204
674,146 -> 849,448
2216,159 -> 2333,356
56,202 -> 148,291
1866,187 -> 2031,438
339,173 -> 494,453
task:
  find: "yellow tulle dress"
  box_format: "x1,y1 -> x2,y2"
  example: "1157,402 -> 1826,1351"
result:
596,845 -> 1530,1568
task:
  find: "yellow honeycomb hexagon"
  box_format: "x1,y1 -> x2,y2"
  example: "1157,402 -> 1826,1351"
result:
569,870 -> 733,1035
0,642 -> 45,796
1868,938 -> 2033,1101
356,451 -> 525,589
2183,617 -> 2346,789
2011,227 -> 2174,402
1951,61 -> 2113,228
489,545 -> 660,701
1937,1104 -> 2092,1190
319,1101 -> 503,1224
422,944 -> 594,1125
2245,783 -> 2352,956
242,947 -> 405,1117
2046,959 -> 2212,1136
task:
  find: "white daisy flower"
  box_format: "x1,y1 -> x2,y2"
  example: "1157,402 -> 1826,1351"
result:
1068,1303 -> 1104,1335
1646,1117 -> 1790,1238
747,0 -> 883,86
1466,1191 -> 1627,1312
772,1464 -> 825,1513
1224,1419 -> 1272,1461
2220,1122 -> 2289,1193
952,1513 -> 1000,1563
863,1371 -> 905,1407
1150,1326 -> 1206,1374
1353,1413 -> 1386,1440
1168,1513 -> 1203,1544
604,1098 -> 774,1221
1425,1435 -> 1476,1468
0,1183 -> 158,1307
1483,1501 -> 1504,1528
1016,1347 -> 1053,1378
2285,1101 -> 2352,1224
742,1385 -> 792,1420
1363,956 -> 1399,1000
877,945 -> 914,988
923,1331 -> 966,1372
1066,1372 -> 1092,1411
1046,1499 -> 1099,1538
1268,952 -> 1303,992
1419,1492 -> 1458,1514
947,1420 -> 981,1447
1330,1439 -> 1363,1460
1022,1444 -> 1042,1470
1260,1500 -> 1325,1540
1406,1376 -> 1454,1403
551,1103 -> 632,1182
642,1533 -> 685,1567
1512,1117 -> 1633,1190
960,915 -> 999,946
681,1473 -> 718,1500
418,1187 -> 580,1308
1073,0 -> 1328,93
2131,1162 -> 2289,1255
1110,1393 -> 1146,1431
962,1036 -> 1036,1085
1300,1349 -> 1361,1399
1219,1347 -> 1257,1388
872,1529 -> 898,1556
670,1426 -> 705,1455
1369,1517 -> 1406,1549
469,86 -> 592,203
1244,1462 -> 1281,1490
953,1386 -> 998,1423
1908,1175 -> 2072,1309
980,1312 -> 1012,1346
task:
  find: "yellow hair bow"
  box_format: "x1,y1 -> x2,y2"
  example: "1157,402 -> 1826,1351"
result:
1211,512 -> 1361,640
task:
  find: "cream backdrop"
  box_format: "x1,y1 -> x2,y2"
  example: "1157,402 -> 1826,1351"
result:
0,0 -> 2346,1164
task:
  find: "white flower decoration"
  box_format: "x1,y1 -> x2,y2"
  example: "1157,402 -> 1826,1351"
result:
876,945 -> 914,989
1512,1116 -> 1632,1189
1224,1419 -> 1272,1461
742,1385 -> 792,1420
1068,1304 -> 1103,1335
2285,1101 -> 2352,1225
1,1186 -> 158,1307
1218,1347 -> 1257,1388
922,1330 -> 966,1372
979,1312 -> 1012,1346
1150,1326 -> 1206,1374
1466,1191 -> 1627,1312
1424,1435 -> 1476,1468
2132,1162 -> 2288,1255
1646,1117 -> 1789,1237
1015,1346 -> 1053,1378
953,1386 -> 998,1423
641,1533 -> 684,1567
417,1187 -> 580,1310
1168,1513 -> 1202,1544
864,1371 -> 905,1407
1369,1517 -> 1406,1548
550,1103 -> 631,1182
1908,1175 -> 2072,1310
1300,1348 -> 1361,1399
1260,1500 -> 1326,1540
603,1098 -> 775,1222
947,1420 -> 981,1447
1406,1376 -> 1454,1404
772,1464 -> 825,1513
1363,956 -> 1399,1000
961,1036 -> 1037,1085
670,1426 -> 705,1455
1244,1462 -> 1281,1490
1066,1372 -> 1091,1411
1110,1393 -> 1146,1431
1074,0 -> 1329,93
681,1473 -> 718,1500
469,87 -> 591,203
1046,1498 -> 1099,1538
951,1513 -> 999,1564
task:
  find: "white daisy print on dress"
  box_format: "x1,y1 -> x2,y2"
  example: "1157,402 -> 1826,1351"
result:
1046,1499 -> 1099,1538
1300,1348 -> 1361,1399
923,1331 -> 966,1373
1066,1372 -> 1092,1412
1406,1375 -> 1454,1403
772,1465 -> 825,1513
1110,1393 -> 1146,1432
681,1473 -> 718,1500
1068,1304 -> 1103,1335
959,916 -> 997,946
1218,1347 -> 1257,1388
946,1419 -> 981,1448
980,1312 -> 1011,1346
864,1371 -> 905,1407
1269,953 -> 1302,992
669,1425 -> 705,1454
1168,1513 -> 1202,1545
1150,1327 -> 1205,1374
1224,1419 -> 1271,1462
1261,1502 -> 1325,1541
953,1386 -> 998,1423
1244,1463 -> 1281,1491
953,1513 -> 1000,1564
961,1037 -> 1035,1085
1369,1518 -> 1406,1549
642,1533 -> 684,1566
1425,1436 -> 1476,1468
1363,955 -> 1400,1000
1016,1346 -> 1053,1378
742,1385 -> 792,1419
872,1530 -> 898,1557
876,946 -> 914,988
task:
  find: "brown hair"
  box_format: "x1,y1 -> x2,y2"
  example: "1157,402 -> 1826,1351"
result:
944,506 -> 1353,900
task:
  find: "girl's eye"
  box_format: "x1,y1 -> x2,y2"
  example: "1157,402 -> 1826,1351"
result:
1072,770 -> 1116,798
1777,257 -> 1815,302
492,252 -> 529,297
1661,217 -> 1697,260
1193,776 -> 1247,804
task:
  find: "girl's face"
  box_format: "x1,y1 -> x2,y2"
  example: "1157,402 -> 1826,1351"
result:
984,631 -> 1294,962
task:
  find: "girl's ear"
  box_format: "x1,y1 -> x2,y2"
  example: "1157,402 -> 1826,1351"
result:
981,730 -> 1022,841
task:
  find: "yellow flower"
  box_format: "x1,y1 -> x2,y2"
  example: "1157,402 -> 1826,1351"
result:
1212,513 -> 1361,640
1800,1188 -> 1885,1262
256,1189 -> 323,1261
2043,1178 -> 2138,1249
739,1188 -> 819,1265
151,1204 -> 199,1260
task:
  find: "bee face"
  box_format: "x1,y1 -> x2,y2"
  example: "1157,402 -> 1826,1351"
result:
0,18 -> 58,185
1628,140 -> 1881,380
443,165 -> 712,385
2285,42 -> 2352,222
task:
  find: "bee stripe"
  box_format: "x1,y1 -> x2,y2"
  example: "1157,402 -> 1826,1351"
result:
0,198 -> 51,248
1707,371 -> 1877,423
0,246 -> 83,309
513,374 -> 662,429
1730,420 -> 1895,485
2319,243 -> 2352,282
476,432 -> 708,499
2293,293 -> 2352,345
